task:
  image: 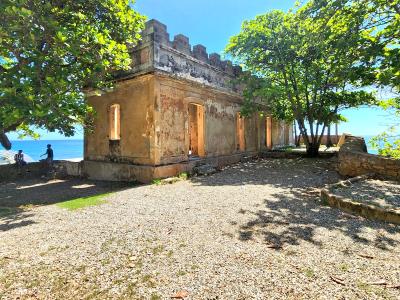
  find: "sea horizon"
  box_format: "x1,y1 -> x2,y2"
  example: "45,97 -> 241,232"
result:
8,139 -> 84,161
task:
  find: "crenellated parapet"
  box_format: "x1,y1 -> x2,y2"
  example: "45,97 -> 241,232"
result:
124,19 -> 242,94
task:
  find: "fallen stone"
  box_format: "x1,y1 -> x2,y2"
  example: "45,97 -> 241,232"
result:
193,164 -> 217,176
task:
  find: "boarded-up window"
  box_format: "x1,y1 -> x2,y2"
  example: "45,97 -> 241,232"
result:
109,104 -> 121,140
236,112 -> 245,151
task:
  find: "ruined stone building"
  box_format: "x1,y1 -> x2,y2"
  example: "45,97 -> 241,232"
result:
84,20 -> 294,182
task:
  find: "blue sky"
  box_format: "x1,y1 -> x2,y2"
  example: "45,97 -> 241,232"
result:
8,0 -> 393,140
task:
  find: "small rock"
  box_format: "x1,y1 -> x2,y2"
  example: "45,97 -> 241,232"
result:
171,290 -> 189,299
193,164 -> 217,176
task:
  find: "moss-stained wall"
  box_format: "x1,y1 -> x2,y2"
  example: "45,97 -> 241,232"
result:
85,75 -> 155,165
154,74 -> 261,165
86,73 -> 293,168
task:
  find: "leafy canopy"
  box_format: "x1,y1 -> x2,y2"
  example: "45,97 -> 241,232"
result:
0,0 -> 145,149
226,2 -> 377,156
314,0 -> 400,157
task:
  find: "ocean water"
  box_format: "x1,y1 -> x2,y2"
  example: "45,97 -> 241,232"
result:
364,136 -> 379,155
9,140 -> 83,161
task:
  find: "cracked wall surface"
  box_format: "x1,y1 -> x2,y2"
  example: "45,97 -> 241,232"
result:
85,20 -> 294,170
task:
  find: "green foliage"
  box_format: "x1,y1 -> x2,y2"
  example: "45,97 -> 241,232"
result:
152,178 -> 162,185
56,193 -> 110,211
370,99 -> 400,159
0,0 -> 146,149
178,172 -> 188,180
226,2 -> 379,156
0,207 -> 15,217
314,0 -> 400,156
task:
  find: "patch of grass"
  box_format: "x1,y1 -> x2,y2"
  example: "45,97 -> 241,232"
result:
141,274 -> 156,288
339,263 -> 350,272
303,268 -> 315,278
56,193 -> 111,211
152,178 -> 162,185
166,250 -> 174,258
176,270 -> 187,276
134,258 -> 144,270
357,281 -> 374,294
284,250 -> 297,256
150,294 -> 161,300
152,244 -> 165,255
152,173 -> 188,186
0,207 -> 15,217
19,204 -> 36,210
124,281 -> 138,297
178,172 -> 188,180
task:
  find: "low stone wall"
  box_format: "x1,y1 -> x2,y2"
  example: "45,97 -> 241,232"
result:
0,162 -> 46,181
83,153 -> 257,183
0,160 -> 83,182
320,175 -> 400,224
338,135 -> 400,180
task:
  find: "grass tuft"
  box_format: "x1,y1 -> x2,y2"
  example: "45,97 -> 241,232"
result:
152,179 -> 162,185
0,207 -> 15,217
56,193 -> 111,211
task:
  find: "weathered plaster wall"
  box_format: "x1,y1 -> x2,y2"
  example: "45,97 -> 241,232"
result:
154,75 -> 248,165
204,97 -> 238,156
123,19 -> 242,94
85,75 -> 155,165
84,18 -> 294,180
271,119 -> 292,148
244,114 -> 259,152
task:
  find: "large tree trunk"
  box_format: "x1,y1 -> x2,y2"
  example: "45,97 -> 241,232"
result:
294,121 -> 300,147
326,124 -> 333,148
297,120 -> 326,157
0,131 -> 12,150
306,142 -> 320,157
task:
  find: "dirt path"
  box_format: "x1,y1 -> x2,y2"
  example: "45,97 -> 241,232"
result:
1,158 -> 399,299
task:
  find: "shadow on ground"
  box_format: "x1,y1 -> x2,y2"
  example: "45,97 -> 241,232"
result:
192,158 -> 399,250
239,189 -> 399,251
0,178 -> 135,231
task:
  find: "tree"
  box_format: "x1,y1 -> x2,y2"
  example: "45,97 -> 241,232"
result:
0,0 -> 146,149
309,0 -> 399,156
226,4 -> 376,156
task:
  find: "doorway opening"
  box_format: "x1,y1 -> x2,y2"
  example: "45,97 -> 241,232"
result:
188,103 -> 205,157
236,112 -> 245,152
266,116 -> 272,150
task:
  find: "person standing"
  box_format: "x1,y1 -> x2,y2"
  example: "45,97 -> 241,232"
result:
41,144 -> 54,166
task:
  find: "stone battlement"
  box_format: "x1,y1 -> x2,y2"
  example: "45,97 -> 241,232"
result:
142,19 -> 241,76
123,19 -> 242,94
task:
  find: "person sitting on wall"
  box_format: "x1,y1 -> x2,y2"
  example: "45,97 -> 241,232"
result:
40,144 -> 54,166
14,150 -> 27,167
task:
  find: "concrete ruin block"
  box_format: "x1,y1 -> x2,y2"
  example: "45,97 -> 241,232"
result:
222,60 -> 234,75
173,34 -> 191,55
193,44 -> 208,62
144,19 -> 170,45
209,53 -> 222,67
193,164 -> 217,176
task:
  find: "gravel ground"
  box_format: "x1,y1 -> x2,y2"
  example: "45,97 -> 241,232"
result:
333,179 -> 400,211
0,158 -> 399,300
